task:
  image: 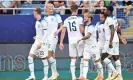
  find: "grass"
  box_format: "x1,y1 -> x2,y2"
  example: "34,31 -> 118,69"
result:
0,78 -> 133,80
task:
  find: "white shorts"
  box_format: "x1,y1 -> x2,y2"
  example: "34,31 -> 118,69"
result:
102,41 -> 110,53
69,41 -> 84,57
30,40 -> 48,58
83,44 -> 100,61
48,36 -> 58,52
108,42 -> 119,55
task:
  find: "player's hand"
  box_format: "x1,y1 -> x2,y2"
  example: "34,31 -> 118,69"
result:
33,36 -> 36,40
37,42 -> 42,49
59,43 -> 64,51
121,38 -> 127,44
109,42 -> 113,48
54,30 -> 59,37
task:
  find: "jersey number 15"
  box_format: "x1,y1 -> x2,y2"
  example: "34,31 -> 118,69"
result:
68,21 -> 77,31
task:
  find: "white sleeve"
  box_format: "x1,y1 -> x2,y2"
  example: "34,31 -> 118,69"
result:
63,19 -> 67,28
79,17 -> 83,25
55,14 -> 62,24
87,25 -> 94,34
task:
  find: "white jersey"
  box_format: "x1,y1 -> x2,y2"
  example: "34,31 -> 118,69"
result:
35,20 -> 44,39
63,15 -> 83,44
43,13 -> 62,39
84,24 -> 98,45
96,21 -> 106,45
104,15 -> 119,42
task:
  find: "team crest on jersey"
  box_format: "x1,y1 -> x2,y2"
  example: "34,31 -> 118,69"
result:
51,17 -> 55,22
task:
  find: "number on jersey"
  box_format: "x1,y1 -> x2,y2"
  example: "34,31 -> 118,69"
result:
68,21 -> 77,31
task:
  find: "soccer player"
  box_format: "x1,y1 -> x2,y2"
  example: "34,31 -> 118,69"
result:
103,6 -> 127,80
26,8 -> 49,80
44,3 -> 63,80
59,4 -> 84,80
77,13 -> 103,80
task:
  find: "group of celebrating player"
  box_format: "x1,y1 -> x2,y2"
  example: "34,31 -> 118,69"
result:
25,3 -> 127,80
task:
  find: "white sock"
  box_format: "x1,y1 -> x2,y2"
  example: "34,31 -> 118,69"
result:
80,58 -> 83,77
83,60 -> 88,79
42,59 -> 49,78
103,58 -> 116,73
48,57 -> 58,75
70,59 -> 76,79
96,62 -> 103,77
115,60 -> 122,76
28,56 -> 35,77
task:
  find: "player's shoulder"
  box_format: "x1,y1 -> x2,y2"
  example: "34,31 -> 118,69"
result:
96,21 -> 102,25
53,13 -> 61,18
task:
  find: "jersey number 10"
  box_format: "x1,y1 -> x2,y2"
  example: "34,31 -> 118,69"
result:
68,21 -> 77,31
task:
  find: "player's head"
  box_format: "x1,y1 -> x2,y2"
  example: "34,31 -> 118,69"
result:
100,12 -> 107,23
104,6 -> 114,16
45,3 -> 54,15
70,4 -> 78,13
34,8 -> 42,19
84,12 -> 93,23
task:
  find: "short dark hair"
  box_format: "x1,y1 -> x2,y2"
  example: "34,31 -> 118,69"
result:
34,8 -> 42,14
70,4 -> 78,12
106,6 -> 114,12
100,12 -> 107,18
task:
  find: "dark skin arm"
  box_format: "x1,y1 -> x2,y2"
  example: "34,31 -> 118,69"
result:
109,25 -> 115,48
117,27 -> 127,44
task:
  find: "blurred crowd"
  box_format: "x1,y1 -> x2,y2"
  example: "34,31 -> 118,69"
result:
0,0 -> 133,16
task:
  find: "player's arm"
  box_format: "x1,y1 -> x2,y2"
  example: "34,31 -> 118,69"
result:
60,27 -> 66,44
79,17 -> 84,33
59,27 -> 66,50
54,14 -> 63,36
79,24 -> 84,33
109,24 -> 115,48
81,32 -> 91,40
117,26 -> 127,44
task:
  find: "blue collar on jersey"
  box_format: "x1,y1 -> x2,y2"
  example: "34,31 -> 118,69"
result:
99,21 -> 104,24
85,23 -> 93,27
38,17 -> 43,22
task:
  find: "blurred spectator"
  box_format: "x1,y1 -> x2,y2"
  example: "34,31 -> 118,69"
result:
104,0 -> 111,6
80,0 -> 97,14
66,0 -> 81,8
123,0 -> 133,16
53,0 -> 65,15
0,0 -> 16,14
95,0 -> 106,14
109,0 -> 124,7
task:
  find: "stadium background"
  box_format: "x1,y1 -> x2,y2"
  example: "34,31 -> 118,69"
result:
0,1 -> 133,79
0,14 -> 133,80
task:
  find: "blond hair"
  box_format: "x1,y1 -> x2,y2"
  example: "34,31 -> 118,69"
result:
84,12 -> 93,20
45,3 -> 54,9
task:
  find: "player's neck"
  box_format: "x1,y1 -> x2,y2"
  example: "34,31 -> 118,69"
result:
72,12 -> 77,15
37,15 -> 41,21
87,21 -> 91,25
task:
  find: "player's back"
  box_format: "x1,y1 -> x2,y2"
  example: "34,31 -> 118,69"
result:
64,15 -> 83,44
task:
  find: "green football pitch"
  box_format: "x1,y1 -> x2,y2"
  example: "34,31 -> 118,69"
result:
0,78 -> 132,80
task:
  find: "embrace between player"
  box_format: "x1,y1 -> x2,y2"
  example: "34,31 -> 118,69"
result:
25,3 -> 127,80
26,3 -> 63,80
60,4 -> 127,80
